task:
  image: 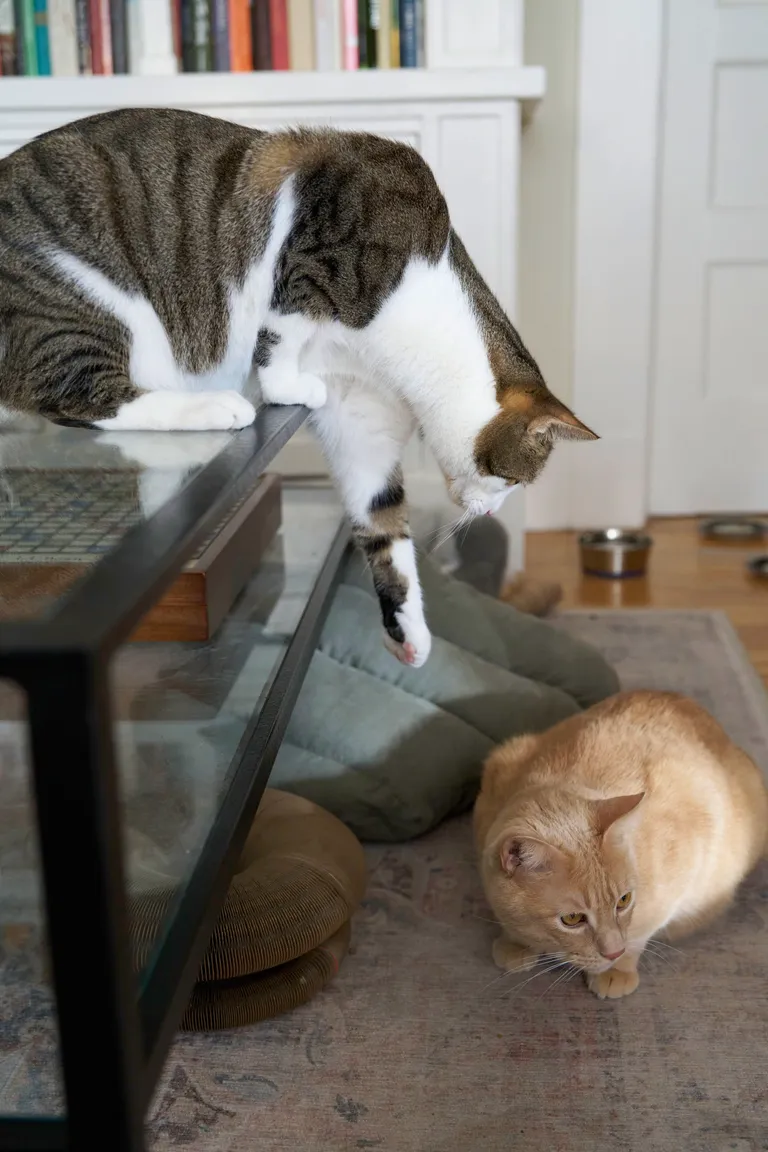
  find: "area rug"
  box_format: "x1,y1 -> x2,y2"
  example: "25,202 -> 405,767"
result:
142,611 -> 768,1152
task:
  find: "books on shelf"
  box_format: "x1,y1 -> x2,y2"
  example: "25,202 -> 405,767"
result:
0,0 -> 426,75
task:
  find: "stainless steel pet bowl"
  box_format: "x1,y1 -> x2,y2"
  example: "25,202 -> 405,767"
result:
700,517 -> 766,544
579,529 -> 652,579
747,555 -> 768,580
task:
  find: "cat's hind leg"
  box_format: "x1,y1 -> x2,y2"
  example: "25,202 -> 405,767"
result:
310,383 -> 431,668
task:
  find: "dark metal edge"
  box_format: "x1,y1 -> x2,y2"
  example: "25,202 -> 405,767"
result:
0,653 -> 146,1152
0,1118 -> 66,1152
138,527 -> 352,1098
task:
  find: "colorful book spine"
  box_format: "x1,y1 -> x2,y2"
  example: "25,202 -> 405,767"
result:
341,0 -> 356,69
269,0 -> 287,69
287,0 -> 312,70
169,0 -> 180,62
100,0 -> 112,70
210,0 -> 227,68
398,0 -> 414,66
368,0 -> 379,67
356,0 -> 366,66
313,0 -> 340,71
126,0 -> 140,70
139,0 -> 177,72
227,0 -> 250,70
377,0 -> 390,68
251,0 -> 270,69
87,0 -> 102,69
48,0 -> 78,73
415,0 -> 423,65
18,0 -> 37,72
389,0 -> 398,66
192,0 -> 210,70
74,0 -> 90,70
33,0 -> 51,73
109,0 -> 126,70
0,0 -> 16,74
180,0 -> 193,68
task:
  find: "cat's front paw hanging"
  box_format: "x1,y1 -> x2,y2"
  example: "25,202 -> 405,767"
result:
383,620 -> 432,669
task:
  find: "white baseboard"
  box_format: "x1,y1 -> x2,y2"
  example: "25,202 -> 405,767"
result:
524,436 -> 648,531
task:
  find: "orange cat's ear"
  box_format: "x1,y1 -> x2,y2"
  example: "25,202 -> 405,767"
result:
500,837 -> 565,877
594,793 -> 645,838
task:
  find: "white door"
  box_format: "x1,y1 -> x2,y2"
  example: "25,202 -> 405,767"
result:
650,0 -> 768,514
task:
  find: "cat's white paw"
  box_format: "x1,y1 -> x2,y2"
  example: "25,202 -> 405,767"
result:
177,391 -> 257,430
261,370 -> 327,410
96,390 -> 256,432
383,617 -> 432,669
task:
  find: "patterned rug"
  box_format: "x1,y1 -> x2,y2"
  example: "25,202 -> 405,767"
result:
4,612 -> 768,1151
144,611 -> 768,1152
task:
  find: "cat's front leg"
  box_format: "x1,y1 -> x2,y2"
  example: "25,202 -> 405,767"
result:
586,952 -> 640,1000
256,315 -> 327,410
492,935 -> 537,972
310,383 -> 431,667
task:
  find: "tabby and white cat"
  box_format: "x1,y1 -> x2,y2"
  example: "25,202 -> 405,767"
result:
474,691 -> 768,999
0,108 -> 595,666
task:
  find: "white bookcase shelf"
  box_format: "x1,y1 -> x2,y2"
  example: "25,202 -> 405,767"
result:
0,66 -> 544,116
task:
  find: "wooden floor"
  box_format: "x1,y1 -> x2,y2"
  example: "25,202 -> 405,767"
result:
525,518 -> 768,689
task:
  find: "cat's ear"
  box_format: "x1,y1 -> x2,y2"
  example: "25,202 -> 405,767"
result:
528,400 -> 599,443
500,836 -> 566,878
594,793 -> 645,839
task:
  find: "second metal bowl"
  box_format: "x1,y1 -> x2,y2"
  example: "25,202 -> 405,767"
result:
579,528 -> 652,579
747,555 -> 768,580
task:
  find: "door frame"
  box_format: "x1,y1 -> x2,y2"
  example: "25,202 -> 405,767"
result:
525,0 -> 665,530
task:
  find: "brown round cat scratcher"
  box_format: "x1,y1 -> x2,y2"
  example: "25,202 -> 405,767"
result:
128,790 -> 367,1030
183,922 -> 351,1031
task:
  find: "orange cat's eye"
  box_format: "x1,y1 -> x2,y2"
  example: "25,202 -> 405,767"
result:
560,912 -> 587,927
616,892 -> 633,909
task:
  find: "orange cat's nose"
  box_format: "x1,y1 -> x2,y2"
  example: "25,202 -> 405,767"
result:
602,948 -> 625,961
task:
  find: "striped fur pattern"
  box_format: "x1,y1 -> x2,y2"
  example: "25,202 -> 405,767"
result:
0,109 -> 597,667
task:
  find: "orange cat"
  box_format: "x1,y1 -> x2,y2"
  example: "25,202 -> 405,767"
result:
474,691 -> 768,999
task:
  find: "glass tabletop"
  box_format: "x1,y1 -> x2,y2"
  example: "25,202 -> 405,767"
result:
0,418 -> 235,624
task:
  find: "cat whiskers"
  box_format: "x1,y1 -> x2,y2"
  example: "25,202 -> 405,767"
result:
534,962 -> 583,1001
641,939 -> 684,972
482,951 -> 575,998
430,508 -> 473,553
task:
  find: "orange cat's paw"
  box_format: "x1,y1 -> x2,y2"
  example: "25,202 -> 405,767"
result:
492,937 -> 536,972
586,966 -> 640,1000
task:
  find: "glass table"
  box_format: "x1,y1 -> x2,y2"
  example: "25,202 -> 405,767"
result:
0,408 -> 349,1152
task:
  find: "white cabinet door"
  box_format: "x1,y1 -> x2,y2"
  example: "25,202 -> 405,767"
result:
650,0 -> 768,514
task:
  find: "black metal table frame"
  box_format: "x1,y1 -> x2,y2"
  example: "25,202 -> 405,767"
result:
0,406 -> 350,1152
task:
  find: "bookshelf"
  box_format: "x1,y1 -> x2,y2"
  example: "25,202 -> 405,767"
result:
1,0 -> 527,78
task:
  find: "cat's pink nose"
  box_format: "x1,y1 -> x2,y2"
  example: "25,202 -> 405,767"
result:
601,948 -> 625,961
